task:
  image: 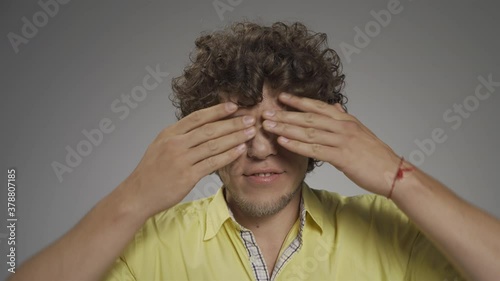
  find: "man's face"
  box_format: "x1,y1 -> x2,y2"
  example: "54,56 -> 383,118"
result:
217,84 -> 309,218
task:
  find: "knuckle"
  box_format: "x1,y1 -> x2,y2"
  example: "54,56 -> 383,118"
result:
202,124 -> 215,137
315,100 -> 327,110
304,113 -> 314,124
206,156 -> 218,170
280,124 -> 289,133
189,111 -> 202,124
163,136 -> 180,148
206,140 -> 219,152
311,143 -> 321,158
156,126 -> 175,141
306,127 -> 316,140
343,120 -> 358,131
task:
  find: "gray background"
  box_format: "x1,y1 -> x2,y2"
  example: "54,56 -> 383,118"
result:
1,0 -> 499,279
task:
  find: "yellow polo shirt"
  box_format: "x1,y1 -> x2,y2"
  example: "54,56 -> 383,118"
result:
102,183 -> 464,281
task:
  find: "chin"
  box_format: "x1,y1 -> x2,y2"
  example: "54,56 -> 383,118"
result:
231,191 -> 297,218
225,180 -> 302,217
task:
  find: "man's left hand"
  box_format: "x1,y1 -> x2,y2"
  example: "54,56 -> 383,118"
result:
262,92 -> 402,196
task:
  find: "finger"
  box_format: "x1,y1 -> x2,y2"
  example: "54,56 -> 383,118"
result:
278,93 -> 347,120
183,115 -> 255,148
175,102 -> 239,134
334,102 -> 346,113
278,94 -> 378,138
263,110 -> 344,134
193,143 -> 247,176
263,120 -> 343,147
187,126 -> 256,164
276,136 -> 341,163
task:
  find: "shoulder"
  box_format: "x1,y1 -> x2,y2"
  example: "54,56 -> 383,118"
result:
121,196 -> 214,256
309,187 -> 421,264
310,187 -> 398,212
146,195 -> 214,235
308,187 -> 412,228
153,196 -> 213,223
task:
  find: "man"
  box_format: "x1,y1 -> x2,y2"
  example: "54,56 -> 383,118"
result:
10,21 -> 500,281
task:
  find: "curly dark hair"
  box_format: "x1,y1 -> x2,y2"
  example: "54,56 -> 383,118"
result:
171,21 -> 347,172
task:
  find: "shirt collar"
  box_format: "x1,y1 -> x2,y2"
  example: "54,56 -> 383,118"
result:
204,187 -> 232,241
203,182 -> 324,241
301,182 -> 325,233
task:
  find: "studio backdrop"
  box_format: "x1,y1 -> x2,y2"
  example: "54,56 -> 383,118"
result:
1,0 -> 499,279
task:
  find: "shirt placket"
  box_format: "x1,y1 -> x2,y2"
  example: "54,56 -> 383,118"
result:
240,230 -> 270,281
233,198 -> 306,281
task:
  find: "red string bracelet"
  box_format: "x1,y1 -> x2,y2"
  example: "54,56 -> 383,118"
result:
387,156 -> 414,199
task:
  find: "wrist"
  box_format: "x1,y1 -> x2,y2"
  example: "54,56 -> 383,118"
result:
387,156 -> 414,199
105,181 -> 152,226
389,161 -> 431,207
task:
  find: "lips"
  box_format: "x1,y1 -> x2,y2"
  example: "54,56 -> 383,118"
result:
243,169 -> 285,184
243,169 -> 284,177
251,172 -> 281,177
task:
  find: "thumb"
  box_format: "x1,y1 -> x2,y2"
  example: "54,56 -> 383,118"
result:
334,103 -> 346,113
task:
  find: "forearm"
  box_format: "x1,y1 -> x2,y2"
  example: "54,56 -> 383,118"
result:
391,162 -> 500,281
9,184 -> 149,281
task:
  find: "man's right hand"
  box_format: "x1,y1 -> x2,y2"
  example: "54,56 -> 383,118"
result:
118,102 -> 255,219
9,102 -> 255,281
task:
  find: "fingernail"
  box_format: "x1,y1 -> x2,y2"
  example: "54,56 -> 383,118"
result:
280,93 -> 291,99
243,116 -> 255,125
236,143 -> 246,152
335,103 -> 346,113
226,102 -> 237,112
244,127 -> 256,136
264,110 -> 275,117
279,136 -> 290,143
264,120 -> 277,128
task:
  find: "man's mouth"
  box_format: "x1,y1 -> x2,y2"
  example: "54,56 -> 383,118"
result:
243,169 -> 284,176
243,170 -> 284,184
250,172 -> 281,177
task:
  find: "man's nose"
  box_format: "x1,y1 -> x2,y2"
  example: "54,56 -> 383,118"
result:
246,122 -> 278,159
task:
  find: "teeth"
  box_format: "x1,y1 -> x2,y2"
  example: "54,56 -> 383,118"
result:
255,173 -> 274,177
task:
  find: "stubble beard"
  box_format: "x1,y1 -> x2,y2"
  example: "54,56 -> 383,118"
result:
225,181 -> 303,218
